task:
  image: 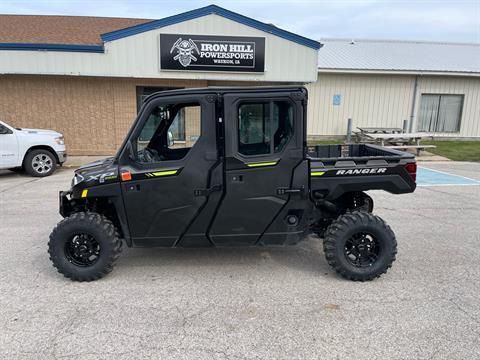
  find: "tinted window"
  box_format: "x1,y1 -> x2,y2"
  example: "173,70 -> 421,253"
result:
238,101 -> 293,156
273,101 -> 294,153
0,124 -> 11,134
238,103 -> 271,156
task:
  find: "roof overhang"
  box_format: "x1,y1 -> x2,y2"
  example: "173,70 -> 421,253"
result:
101,4 -> 321,50
0,43 -> 104,53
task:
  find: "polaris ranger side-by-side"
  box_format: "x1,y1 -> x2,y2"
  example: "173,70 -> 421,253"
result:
49,87 -> 416,281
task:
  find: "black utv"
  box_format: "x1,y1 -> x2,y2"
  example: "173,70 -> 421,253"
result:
49,87 -> 417,282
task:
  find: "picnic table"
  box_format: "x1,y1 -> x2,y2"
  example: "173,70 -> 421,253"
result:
360,132 -> 435,155
354,127 -> 404,143
357,127 -> 404,134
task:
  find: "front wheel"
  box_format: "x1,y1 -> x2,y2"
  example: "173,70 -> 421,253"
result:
323,212 -> 397,281
48,212 -> 122,281
24,149 -> 57,177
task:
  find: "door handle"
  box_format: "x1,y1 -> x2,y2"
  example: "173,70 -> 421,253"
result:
194,184 -> 222,196
125,183 -> 140,192
232,175 -> 243,182
276,186 -> 305,195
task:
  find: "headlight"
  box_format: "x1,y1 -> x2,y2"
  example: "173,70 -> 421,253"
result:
72,173 -> 84,186
54,136 -> 65,145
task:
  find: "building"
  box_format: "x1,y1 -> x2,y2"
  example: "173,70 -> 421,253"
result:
0,5 -> 319,155
0,5 -> 479,156
310,38 -> 480,139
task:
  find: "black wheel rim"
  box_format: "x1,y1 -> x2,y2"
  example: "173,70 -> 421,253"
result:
64,233 -> 100,267
344,232 -> 380,268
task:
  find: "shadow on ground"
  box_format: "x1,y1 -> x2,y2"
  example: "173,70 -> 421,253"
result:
113,238 -> 331,275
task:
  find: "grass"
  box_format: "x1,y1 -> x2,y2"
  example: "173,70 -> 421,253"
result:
422,141 -> 480,161
307,139 -> 344,145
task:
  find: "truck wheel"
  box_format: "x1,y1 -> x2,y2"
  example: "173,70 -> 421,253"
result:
323,212 -> 397,281
24,149 -> 57,177
48,212 -> 122,281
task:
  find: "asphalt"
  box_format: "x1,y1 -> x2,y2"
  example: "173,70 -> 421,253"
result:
0,162 -> 479,360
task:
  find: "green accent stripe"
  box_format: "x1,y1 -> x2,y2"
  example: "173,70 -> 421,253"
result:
311,171 -> 325,176
146,169 -> 178,177
246,160 -> 278,168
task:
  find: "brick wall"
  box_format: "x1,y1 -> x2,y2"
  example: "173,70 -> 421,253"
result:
0,75 -> 207,155
184,105 -> 201,148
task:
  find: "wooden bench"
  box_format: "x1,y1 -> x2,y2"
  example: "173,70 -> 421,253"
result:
386,145 -> 436,156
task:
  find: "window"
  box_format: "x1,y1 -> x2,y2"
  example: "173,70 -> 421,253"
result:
238,101 -> 294,156
136,86 -> 179,112
169,108 -> 186,141
0,124 -> 12,134
135,103 -> 201,163
418,94 -> 463,133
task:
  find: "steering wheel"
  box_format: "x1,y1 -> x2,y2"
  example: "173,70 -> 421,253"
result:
141,147 -> 165,162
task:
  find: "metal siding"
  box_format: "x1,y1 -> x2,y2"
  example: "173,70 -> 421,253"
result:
307,73 -> 480,137
0,14 -> 318,82
306,73 -> 415,136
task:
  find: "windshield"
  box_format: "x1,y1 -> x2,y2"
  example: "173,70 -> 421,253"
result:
132,102 -> 201,163
0,121 -> 15,130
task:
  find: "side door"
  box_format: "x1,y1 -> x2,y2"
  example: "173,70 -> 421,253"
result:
118,93 -> 221,247
0,123 -> 19,168
209,89 -> 308,246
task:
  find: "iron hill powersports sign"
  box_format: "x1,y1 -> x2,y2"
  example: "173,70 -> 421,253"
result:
160,34 -> 265,72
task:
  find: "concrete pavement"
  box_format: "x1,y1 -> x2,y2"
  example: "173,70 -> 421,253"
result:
0,162 -> 479,359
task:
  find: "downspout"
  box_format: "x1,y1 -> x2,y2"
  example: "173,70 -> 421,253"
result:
409,75 -> 419,132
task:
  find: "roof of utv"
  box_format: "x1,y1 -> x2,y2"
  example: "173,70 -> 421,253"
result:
143,86 -> 307,103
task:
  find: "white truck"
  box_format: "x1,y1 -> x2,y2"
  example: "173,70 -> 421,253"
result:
0,120 -> 66,177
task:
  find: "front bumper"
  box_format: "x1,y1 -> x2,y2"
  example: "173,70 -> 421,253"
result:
56,151 -> 67,164
59,191 -> 73,217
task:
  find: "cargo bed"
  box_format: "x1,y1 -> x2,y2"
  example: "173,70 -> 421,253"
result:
308,144 -> 416,200
307,144 -> 413,165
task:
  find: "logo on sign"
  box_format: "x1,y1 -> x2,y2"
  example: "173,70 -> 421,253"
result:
170,38 -> 200,67
160,34 -> 265,72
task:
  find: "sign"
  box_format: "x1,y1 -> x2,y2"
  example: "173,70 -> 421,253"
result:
333,94 -> 341,106
160,34 -> 265,72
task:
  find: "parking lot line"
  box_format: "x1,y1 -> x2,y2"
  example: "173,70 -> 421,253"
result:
417,166 -> 480,187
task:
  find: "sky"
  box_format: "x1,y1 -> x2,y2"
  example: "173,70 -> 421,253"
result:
1,0 -> 479,43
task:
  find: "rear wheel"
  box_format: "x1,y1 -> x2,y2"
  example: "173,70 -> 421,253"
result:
24,149 -> 57,177
312,192 -> 373,238
323,212 -> 397,281
48,212 -> 122,281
